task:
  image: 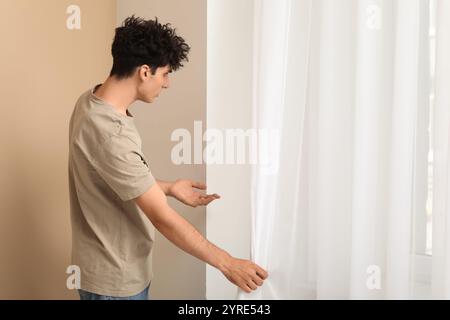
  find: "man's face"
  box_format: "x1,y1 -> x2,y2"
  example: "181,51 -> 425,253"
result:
137,65 -> 171,103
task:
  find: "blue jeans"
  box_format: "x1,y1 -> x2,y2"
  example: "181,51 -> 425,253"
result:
78,284 -> 150,300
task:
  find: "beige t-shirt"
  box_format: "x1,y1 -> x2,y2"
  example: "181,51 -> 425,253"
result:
68,85 -> 156,297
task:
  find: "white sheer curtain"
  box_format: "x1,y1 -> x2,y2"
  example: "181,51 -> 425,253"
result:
237,0 -> 450,299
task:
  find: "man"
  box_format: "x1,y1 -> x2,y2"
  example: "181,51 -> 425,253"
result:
68,16 -> 268,300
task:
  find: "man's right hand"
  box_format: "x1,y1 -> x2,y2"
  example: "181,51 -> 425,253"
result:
219,256 -> 268,293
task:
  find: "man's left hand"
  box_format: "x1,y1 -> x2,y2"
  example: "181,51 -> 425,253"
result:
169,180 -> 221,208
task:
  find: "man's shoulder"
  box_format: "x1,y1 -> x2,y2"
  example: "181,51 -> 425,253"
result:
71,86 -> 142,151
71,108 -> 118,147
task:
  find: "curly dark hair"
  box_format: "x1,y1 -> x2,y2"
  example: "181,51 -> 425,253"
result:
110,15 -> 191,79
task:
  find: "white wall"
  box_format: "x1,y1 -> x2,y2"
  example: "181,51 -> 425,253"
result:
206,0 -> 254,299
117,0 -> 254,300
117,0 -> 207,299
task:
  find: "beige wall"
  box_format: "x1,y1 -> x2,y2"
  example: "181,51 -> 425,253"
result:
0,0 -> 206,300
0,0 -> 116,299
117,0 -> 207,300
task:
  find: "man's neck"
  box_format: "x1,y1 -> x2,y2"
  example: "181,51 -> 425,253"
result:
93,76 -> 138,116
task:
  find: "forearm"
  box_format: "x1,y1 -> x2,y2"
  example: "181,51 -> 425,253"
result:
136,184 -> 232,272
154,205 -> 231,271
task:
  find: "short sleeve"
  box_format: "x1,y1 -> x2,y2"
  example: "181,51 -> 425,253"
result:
92,135 -> 156,202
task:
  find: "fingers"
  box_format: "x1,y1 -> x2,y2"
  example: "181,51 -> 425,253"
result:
223,260 -> 268,294
198,194 -> 221,206
244,264 -> 268,293
240,278 -> 261,293
191,182 -> 221,201
187,193 -> 221,208
204,194 -> 221,201
242,266 -> 268,293
248,265 -> 266,288
202,198 -> 214,206
241,284 -> 252,294
247,279 -> 258,290
251,275 -> 264,286
255,265 -> 269,280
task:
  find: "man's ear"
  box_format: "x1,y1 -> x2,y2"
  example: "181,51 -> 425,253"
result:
140,65 -> 151,79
